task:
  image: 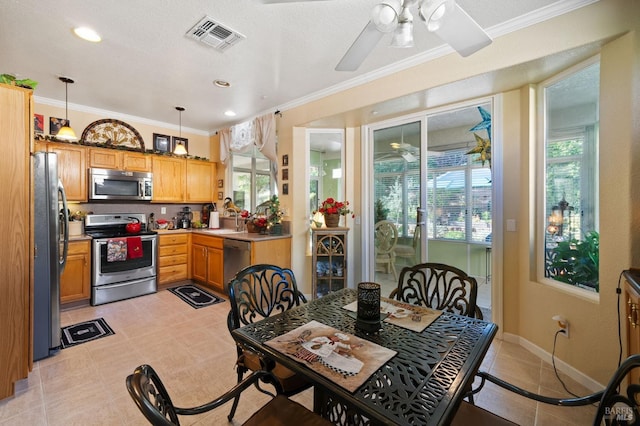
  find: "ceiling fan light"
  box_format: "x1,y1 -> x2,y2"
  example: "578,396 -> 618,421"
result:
419,0 -> 455,32
371,1 -> 401,33
391,21 -> 414,48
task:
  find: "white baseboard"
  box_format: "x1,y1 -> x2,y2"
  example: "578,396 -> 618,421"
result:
502,332 -> 604,392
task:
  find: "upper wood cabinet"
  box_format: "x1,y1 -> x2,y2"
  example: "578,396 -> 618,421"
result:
152,156 -> 185,202
0,83 -> 31,399
88,147 -> 151,172
123,151 -> 152,172
46,142 -> 87,202
186,160 -> 216,203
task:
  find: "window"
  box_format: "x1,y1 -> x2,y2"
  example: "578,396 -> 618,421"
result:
542,59 -> 600,292
230,146 -> 273,212
426,146 -> 492,243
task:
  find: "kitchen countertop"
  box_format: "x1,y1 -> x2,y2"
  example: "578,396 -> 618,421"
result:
155,228 -> 291,242
69,234 -> 92,242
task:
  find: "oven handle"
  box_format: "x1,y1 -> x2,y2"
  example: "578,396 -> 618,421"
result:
94,235 -> 157,244
94,277 -> 155,289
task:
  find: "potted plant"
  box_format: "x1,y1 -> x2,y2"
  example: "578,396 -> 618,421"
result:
315,197 -> 354,227
548,231 -> 599,291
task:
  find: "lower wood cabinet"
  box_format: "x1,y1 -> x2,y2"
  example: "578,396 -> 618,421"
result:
191,234 -> 224,292
158,233 -> 189,285
60,240 -> 91,304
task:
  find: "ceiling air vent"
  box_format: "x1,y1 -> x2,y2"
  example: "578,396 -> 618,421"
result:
186,16 -> 246,52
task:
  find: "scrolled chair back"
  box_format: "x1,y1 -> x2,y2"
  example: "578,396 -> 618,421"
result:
391,262 -> 478,318
127,364 -> 179,426
228,264 -> 307,330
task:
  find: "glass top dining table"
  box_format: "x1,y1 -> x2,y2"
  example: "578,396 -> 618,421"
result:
231,288 -> 497,426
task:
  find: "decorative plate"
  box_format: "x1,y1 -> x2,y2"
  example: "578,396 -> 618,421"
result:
80,119 -> 145,151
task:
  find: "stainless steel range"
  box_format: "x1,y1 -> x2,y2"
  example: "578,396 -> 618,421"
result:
84,213 -> 157,305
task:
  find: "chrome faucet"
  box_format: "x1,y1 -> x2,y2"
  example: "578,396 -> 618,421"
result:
225,208 -> 243,232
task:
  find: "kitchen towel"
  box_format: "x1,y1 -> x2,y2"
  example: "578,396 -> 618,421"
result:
127,236 -> 143,259
107,238 -> 127,262
209,211 -> 220,229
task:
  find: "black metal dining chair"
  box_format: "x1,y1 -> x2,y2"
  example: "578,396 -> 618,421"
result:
226,263 -> 311,421
453,354 -> 640,425
389,262 -> 481,319
126,364 -> 331,426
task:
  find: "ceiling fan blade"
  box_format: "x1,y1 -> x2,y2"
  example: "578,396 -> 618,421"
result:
433,3 -> 492,57
335,21 -> 384,72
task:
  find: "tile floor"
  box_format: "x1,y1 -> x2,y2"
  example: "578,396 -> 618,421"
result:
0,286 -> 596,425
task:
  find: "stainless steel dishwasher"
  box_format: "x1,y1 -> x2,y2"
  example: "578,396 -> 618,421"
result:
223,238 -> 251,289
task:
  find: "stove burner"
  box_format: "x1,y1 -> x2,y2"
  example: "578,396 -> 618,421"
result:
84,213 -> 156,239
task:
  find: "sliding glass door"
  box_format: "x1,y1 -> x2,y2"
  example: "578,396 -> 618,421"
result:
370,101 -> 493,318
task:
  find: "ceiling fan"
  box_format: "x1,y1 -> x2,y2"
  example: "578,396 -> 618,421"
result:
336,0 -> 492,71
259,0 -> 491,71
337,0 -> 492,71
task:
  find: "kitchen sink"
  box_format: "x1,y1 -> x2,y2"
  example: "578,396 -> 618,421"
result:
199,229 -> 244,235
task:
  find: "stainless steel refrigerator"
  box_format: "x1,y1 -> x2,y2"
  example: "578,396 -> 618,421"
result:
33,152 -> 69,361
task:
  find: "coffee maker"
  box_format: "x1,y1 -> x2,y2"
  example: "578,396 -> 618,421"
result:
178,207 -> 193,229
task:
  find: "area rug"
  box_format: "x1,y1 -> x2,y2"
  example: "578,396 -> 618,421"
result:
168,284 -> 225,309
61,318 -> 115,349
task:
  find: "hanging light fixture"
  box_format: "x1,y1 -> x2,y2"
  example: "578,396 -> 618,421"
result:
56,77 -> 77,141
173,106 -> 188,155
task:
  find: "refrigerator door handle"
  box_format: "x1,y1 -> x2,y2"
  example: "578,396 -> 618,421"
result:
58,179 -> 69,273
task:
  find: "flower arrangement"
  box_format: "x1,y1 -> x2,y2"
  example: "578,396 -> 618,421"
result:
243,196 -> 284,233
316,197 -> 354,217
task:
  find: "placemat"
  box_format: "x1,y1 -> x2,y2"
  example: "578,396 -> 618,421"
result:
265,320 -> 396,393
342,297 -> 442,333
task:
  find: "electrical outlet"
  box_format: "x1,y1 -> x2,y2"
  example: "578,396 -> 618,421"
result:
161,207 -> 166,214
552,315 -> 570,338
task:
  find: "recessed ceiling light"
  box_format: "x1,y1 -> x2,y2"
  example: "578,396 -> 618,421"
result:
224,110 -> 236,117
73,27 -> 101,42
214,80 -> 231,88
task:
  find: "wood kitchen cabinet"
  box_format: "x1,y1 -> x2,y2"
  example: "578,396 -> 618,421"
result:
0,83 -> 31,399
60,240 -> 91,304
88,147 -> 151,172
186,159 -> 216,203
625,270 -> 640,384
152,156 -> 185,202
191,234 -> 224,292
46,142 -> 87,202
251,237 -> 291,267
158,233 -> 190,285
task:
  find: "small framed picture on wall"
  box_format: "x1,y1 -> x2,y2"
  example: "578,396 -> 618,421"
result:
49,117 -> 68,136
282,183 -> 289,195
153,133 -> 171,153
34,114 -> 44,134
217,179 -> 224,188
217,191 -> 223,200
282,168 -> 288,181
282,154 -> 289,167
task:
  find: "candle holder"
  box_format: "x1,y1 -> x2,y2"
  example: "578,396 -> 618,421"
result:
356,282 -> 382,333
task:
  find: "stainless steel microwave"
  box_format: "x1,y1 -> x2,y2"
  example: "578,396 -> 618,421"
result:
89,168 -> 153,201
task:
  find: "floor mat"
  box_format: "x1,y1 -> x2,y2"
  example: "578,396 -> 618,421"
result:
168,284 -> 225,309
61,318 -> 115,349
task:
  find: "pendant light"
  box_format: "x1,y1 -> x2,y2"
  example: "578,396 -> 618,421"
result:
173,106 -> 188,156
56,77 -> 77,141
